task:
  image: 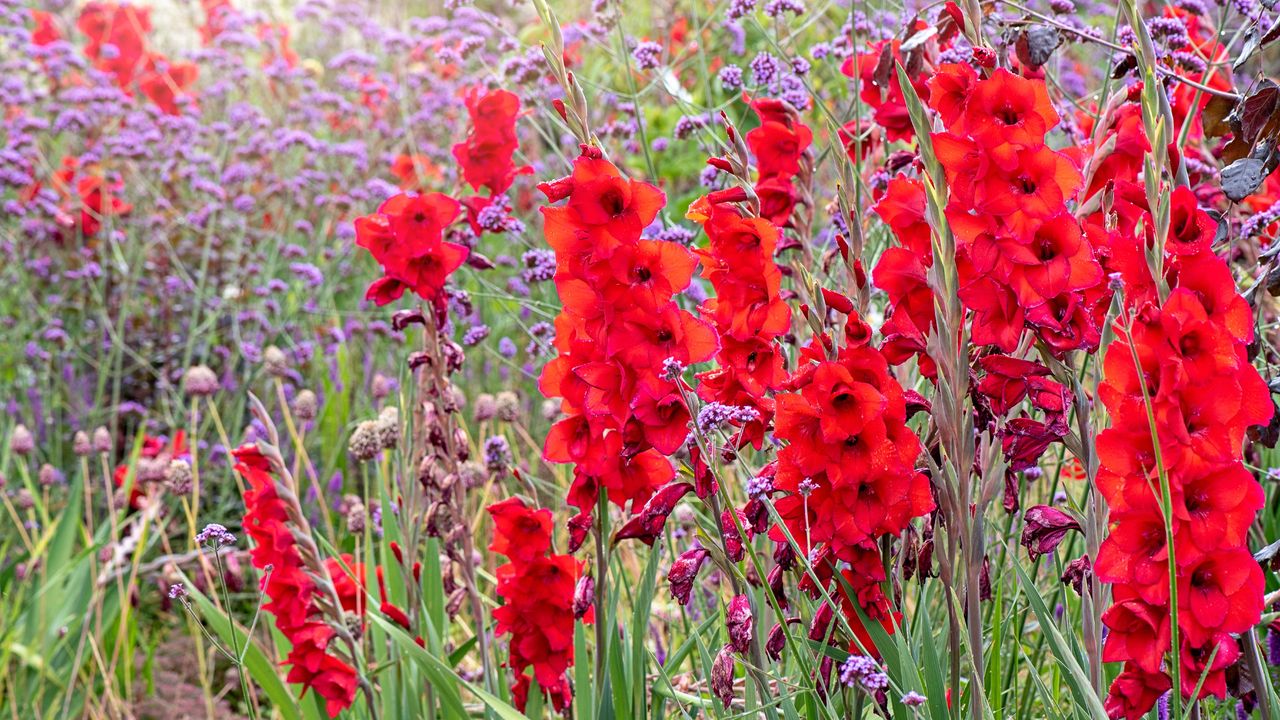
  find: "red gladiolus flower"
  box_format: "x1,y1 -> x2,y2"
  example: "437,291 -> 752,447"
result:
537,148 -> 709,542
746,96 -> 813,179
488,497 -> 553,564
452,87 -> 530,196
872,177 -> 932,260
1101,593 -> 1171,675
1103,663 -> 1171,720
841,41 -> 930,144
1095,152 -> 1270,715
1164,186 -> 1215,257
236,445 -> 357,718
488,498 -> 585,712
354,192 -> 467,307
770,340 -> 932,568
1177,548 -> 1264,645
957,68 -> 1059,162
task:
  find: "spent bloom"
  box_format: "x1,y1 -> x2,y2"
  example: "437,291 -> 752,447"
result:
182,365 -> 219,396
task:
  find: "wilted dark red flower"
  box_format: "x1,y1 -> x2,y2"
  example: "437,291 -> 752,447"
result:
1020,505 -> 1082,559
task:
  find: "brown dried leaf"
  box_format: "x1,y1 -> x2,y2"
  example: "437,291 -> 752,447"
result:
1201,95 -> 1236,139
872,44 -> 894,102
1220,136 -> 1252,165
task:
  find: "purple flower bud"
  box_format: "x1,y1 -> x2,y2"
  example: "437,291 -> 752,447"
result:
808,601 -> 833,641
1021,505 -> 1082,559
726,595 -> 753,653
766,564 -> 787,608
573,575 -> 595,619
721,508 -> 747,562
815,655 -> 835,701
765,621 -> 787,661
711,644 -> 735,708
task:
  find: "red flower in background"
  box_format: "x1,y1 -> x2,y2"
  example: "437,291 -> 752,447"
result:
78,2 -> 152,87
743,96 -> 812,228
137,55 -> 198,115
30,10 -> 62,45
354,192 -> 467,308
452,88 -> 530,197
841,39 -> 930,144
112,430 -> 187,510
75,2 -> 203,116
236,445 -> 357,718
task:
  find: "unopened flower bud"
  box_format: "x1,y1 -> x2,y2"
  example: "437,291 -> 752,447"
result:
137,457 -> 166,483
446,588 -> 467,617
14,488 -> 34,510
183,365 -> 219,396
72,431 -> 91,456
262,345 -> 288,378
346,499 -> 367,534
766,622 -> 787,661
815,655 -> 835,701
292,390 -> 318,422
808,601 -> 833,641
541,399 -> 562,421
371,373 -> 394,400
37,463 -> 60,487
376,406 -> 400,450
494,391 -> 519,421
9,425 -> 34,456
92,426 -> 112,454
726,595 -> 753,653
573,575 -> 594,619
